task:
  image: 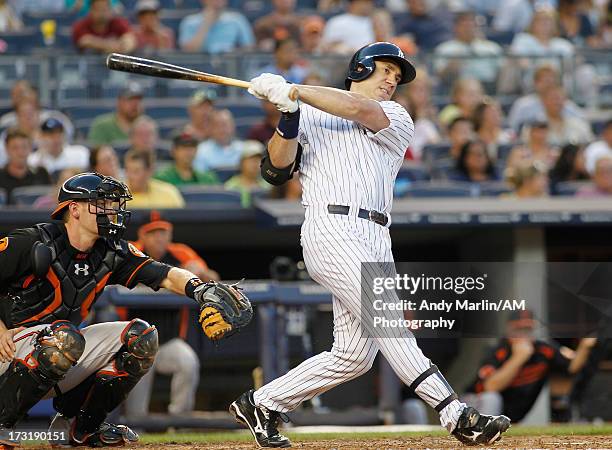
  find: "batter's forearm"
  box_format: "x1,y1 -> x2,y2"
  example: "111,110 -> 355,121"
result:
268,132 -> 299,168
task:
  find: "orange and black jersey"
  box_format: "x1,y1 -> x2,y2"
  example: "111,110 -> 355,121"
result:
466,338 -> 571,422
0,224 -> 172,328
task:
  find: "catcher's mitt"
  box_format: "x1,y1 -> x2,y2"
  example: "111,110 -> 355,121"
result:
193,281 -> 253,340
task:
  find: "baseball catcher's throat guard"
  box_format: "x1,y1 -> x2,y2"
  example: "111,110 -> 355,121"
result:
186,279 -> 253,340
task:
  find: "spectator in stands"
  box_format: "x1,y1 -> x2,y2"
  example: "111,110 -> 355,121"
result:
473,97 -> 515,160
541,84 -> 594,147
133,0 -> 175,52
463,309 -> 596,422
128,116 -> 160,163
258,38 -> 309,85
90,144 -> 121,179
395,0 -> 453,52
254,0 -> 302,51
0,129 -> 51,204
0,96 -> 42,167
224,140 -> 270,207
505,160 -> 549,198
0,85 -> 75,142
320,0 -> 377,53
72,0 -> 136,53
194,109 -> 244,172
248,100 -> 280,145
449,140 -> 499,182
576,155 -> 612,197
33,167 -> 83,209
395,68 -> 441,162
67,0 -> 123,16
299,15 -> 325,54
583,120 -> 612,175
0,0 -> 23,31
155,131 -> 219,186
88,82 -> 145,146
549,143 -> 589,188
448,116 -> 475,160
178,0 -> 254,53
124,150 -> 185,208
491,0 -> 538,34
507,64 -> 584,132
439,78 -> 484,130
125,210 -> 218,418
181,89 -> 217,143
28,118 -> 89,179
302,71 -> 325,86
557,0 -> 601,47
520,121 -> 559,169
433,11 -> 503,86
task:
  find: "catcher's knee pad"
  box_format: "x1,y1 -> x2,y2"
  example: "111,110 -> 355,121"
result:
0,321 -> 85,427
65,320 -> 158,441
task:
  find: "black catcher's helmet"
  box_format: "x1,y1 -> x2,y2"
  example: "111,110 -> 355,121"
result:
345,41 -> 416,89
51,172 -> 133,241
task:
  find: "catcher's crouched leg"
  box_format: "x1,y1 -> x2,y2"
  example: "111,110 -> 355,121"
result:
0,321 -> 85,434
53,319 -> 158,446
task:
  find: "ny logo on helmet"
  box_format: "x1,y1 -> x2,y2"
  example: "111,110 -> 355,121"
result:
74,263 -> 89,276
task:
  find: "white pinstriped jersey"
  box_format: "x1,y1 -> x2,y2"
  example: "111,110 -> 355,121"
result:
297,101 -> 414,215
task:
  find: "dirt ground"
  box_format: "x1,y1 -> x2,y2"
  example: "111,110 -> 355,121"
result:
130,435 -> 612,449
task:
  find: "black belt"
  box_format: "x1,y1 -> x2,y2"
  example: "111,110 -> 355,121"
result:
327,204 -> 388,226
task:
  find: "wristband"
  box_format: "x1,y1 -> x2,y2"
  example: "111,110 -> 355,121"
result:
276,109 -> 300,140
185,277 -> 205,299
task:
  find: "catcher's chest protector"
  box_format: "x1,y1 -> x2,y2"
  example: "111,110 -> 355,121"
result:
7,223 -> 123,327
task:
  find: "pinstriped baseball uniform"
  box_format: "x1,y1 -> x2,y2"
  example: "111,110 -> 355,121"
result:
253,101 -> 466,430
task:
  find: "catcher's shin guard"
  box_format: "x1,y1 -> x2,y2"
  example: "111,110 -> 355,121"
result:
64,319 -> 158,444
0,321 -> 85,428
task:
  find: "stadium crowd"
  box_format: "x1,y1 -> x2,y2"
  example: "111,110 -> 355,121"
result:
0,0 -> 610,209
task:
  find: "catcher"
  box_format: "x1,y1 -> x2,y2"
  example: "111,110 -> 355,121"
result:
0,172 -> 252,448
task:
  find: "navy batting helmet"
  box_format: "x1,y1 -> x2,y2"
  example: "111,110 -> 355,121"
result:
51,172 -> 132,241
345,42 -> 416,89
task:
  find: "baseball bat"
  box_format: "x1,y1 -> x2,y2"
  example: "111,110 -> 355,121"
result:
105,53 -> 299,100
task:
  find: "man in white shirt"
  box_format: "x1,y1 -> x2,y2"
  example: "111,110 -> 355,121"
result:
28,118 -> 89,179
320,0 -> 376,53
584,120 -> 612,175
434,11 -> 503,85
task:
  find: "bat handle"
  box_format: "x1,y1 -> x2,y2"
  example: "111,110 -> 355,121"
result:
289,86 -> 299,101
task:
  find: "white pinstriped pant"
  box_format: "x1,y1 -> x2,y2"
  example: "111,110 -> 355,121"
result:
253,207 -> 466,431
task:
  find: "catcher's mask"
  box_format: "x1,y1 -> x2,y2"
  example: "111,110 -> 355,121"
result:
51,172 -> 133,241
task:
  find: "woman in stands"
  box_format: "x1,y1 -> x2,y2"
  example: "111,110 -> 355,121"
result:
449,140 -> 499,183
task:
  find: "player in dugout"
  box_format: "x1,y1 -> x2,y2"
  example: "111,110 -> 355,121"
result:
0,173 -> 251,447
463,309 -> 597,423
123,211 -> 220,417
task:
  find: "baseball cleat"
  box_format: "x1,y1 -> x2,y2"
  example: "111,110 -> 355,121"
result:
230,390 -> 291,448
452,406 -> 511,446
49,413 -> 138,447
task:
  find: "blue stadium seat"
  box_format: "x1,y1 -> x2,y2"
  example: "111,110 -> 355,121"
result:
0,28 -> 39,54
0,188 -> 6,205
553,181 -> 591,196
11,185 -> 52,205
397,165 -> 431,182
479,181 -> 513,197
422,143 -> 451,162
22,12 -> 78,28
403,181 -> 475,198
179,186 -> 243,205
215,168 -> 239,183
430,158 -> 455,180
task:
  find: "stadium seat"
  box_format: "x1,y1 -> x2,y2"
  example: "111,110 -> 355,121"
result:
403,181 -> 475,198
496,144 -> 514,163
11,185 -> 51,206
422,143 -> 451,162
430,158 -> 455,180
479,181 -> 513,197
179,185 -> 243,205
553,181 -> 591,196
397,165 -> 431,182
0,188 -> 6,206
215,168 -> 239,183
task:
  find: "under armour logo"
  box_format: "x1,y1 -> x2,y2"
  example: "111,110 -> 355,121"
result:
74,263 -> 89,276
108,229 -> 117,235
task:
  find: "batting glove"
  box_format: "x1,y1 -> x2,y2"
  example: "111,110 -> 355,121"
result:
248,73 -> 287,100
267,83 -> 299,113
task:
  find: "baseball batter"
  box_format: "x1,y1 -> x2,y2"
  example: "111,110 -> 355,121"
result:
230,42 -> 511,447
0,172 -> 252,448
